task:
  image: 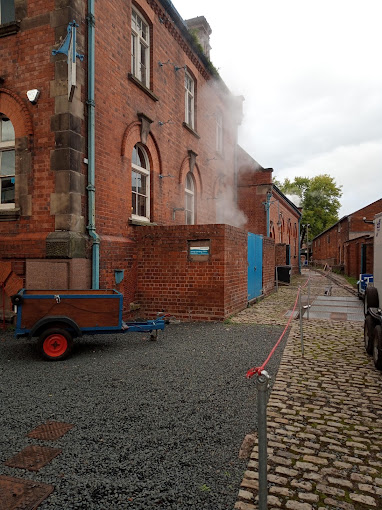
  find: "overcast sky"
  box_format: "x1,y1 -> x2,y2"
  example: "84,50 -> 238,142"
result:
174,0 -> 382,217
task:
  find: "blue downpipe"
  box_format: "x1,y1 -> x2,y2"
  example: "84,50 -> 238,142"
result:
87,0 -> 99,289
266,192 -> 271,237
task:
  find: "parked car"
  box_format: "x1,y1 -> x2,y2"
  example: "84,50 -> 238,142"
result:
363,212 -> 382,369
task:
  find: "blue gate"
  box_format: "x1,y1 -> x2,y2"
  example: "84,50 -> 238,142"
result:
248,232 -> 263,300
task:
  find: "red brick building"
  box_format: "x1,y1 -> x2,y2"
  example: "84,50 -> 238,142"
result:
236,148 -> 301,293
0,0 -> 299,321
312,198 -> 382,278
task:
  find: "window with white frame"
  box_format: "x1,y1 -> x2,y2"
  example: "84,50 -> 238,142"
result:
184,72 -> 194,129
185,172 -> 195,225
0,113 -> 15,209
216,111 -> 223,154
131,8 -> 150,87
0,0 -> 15,24
131,144 -> 150,221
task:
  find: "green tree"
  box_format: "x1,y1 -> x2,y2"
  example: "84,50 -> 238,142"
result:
275,174 -> 342,242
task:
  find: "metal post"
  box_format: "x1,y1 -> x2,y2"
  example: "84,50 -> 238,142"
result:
298,286 -> 304,356
307,278 -> 310,320
256,370 -> 270,510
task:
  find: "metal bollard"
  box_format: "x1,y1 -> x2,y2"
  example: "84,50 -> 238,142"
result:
298,287 -> 304,356
256,370 -> 270,510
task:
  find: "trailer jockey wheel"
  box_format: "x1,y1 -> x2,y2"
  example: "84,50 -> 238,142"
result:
38,327 -> 73,361
150,330 -> 158,341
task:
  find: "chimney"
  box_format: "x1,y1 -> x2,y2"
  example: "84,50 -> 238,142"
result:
185,16 -> 212,58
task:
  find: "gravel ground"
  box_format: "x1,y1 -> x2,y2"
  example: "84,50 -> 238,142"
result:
0,322 -> 287,509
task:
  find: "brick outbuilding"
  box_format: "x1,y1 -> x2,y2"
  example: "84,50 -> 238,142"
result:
236,148 -> 301,294
312,198 -> 382,277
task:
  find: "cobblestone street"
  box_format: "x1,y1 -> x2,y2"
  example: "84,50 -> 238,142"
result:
234,269 -> 382,510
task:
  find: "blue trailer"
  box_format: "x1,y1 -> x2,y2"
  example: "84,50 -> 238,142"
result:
12,289 -> 167,361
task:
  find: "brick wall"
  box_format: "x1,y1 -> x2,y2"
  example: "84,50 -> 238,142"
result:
344,236 -> 374,278
0,0 -> 89,298
348,199 -> 382,235
237,150 -> 271,236
262,237 -> 275,296
134,224 -> 247,321
312,199 -> 382,271
275,244 -> 287,266
236,156 -> 300,276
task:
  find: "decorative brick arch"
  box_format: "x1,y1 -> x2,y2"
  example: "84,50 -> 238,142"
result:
121,121 -> 140,157
121,121 -> 161,174
287,220 -> 292,244
179,155 -> 202,195
0,88 -> 33,138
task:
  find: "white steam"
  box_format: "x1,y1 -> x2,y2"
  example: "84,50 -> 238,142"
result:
285,194 -> 302,207
215,185 -> 247,228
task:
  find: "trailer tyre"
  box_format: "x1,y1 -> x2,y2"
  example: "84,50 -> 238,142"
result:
364,287 -> 379,315
373,325 -> 382,371
364,315 -> 376,355
38,328 -> 73,361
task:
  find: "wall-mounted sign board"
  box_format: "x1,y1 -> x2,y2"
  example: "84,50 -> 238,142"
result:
188,240 -> 210,262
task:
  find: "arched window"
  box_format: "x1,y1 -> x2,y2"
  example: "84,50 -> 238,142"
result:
0,113 -> 15,209
0,1 -> 15,24
185,172 -> 195,225
131,144 -> 150,221
269,221 -> 274,239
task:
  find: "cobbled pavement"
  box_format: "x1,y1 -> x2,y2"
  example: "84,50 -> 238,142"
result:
233,269 -> 382,510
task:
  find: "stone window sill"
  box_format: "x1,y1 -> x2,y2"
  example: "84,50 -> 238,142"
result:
0,208 -> 20,221
128,74 -> 159,102
182,122 -> 200,139
129,218 -> 157,226
0,21 -> 21,38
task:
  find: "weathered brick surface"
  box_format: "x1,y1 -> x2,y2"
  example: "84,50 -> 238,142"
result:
234,269 -> 382,509
237,153 -> 300,277
312,198 -> 382,276
134,224 -> 247,320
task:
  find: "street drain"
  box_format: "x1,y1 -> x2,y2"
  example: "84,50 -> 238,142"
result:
4,445 -> 62,471
0,475 -> 54,509
27,421 -> 74,440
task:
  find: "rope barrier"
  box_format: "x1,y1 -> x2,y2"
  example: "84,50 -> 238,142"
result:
246,274 -> 312,379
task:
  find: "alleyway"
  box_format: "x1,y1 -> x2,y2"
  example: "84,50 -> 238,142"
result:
234,269 -> 382,510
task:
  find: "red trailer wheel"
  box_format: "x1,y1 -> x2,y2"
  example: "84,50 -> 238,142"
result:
38,328 -> 73,361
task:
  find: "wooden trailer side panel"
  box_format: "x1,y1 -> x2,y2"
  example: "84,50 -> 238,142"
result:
19,291 -> 122,330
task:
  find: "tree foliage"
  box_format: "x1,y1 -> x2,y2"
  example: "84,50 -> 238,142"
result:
275,174 -> 342,240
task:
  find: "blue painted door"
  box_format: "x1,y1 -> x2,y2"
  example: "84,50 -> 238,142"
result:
248,233 -> 263,300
